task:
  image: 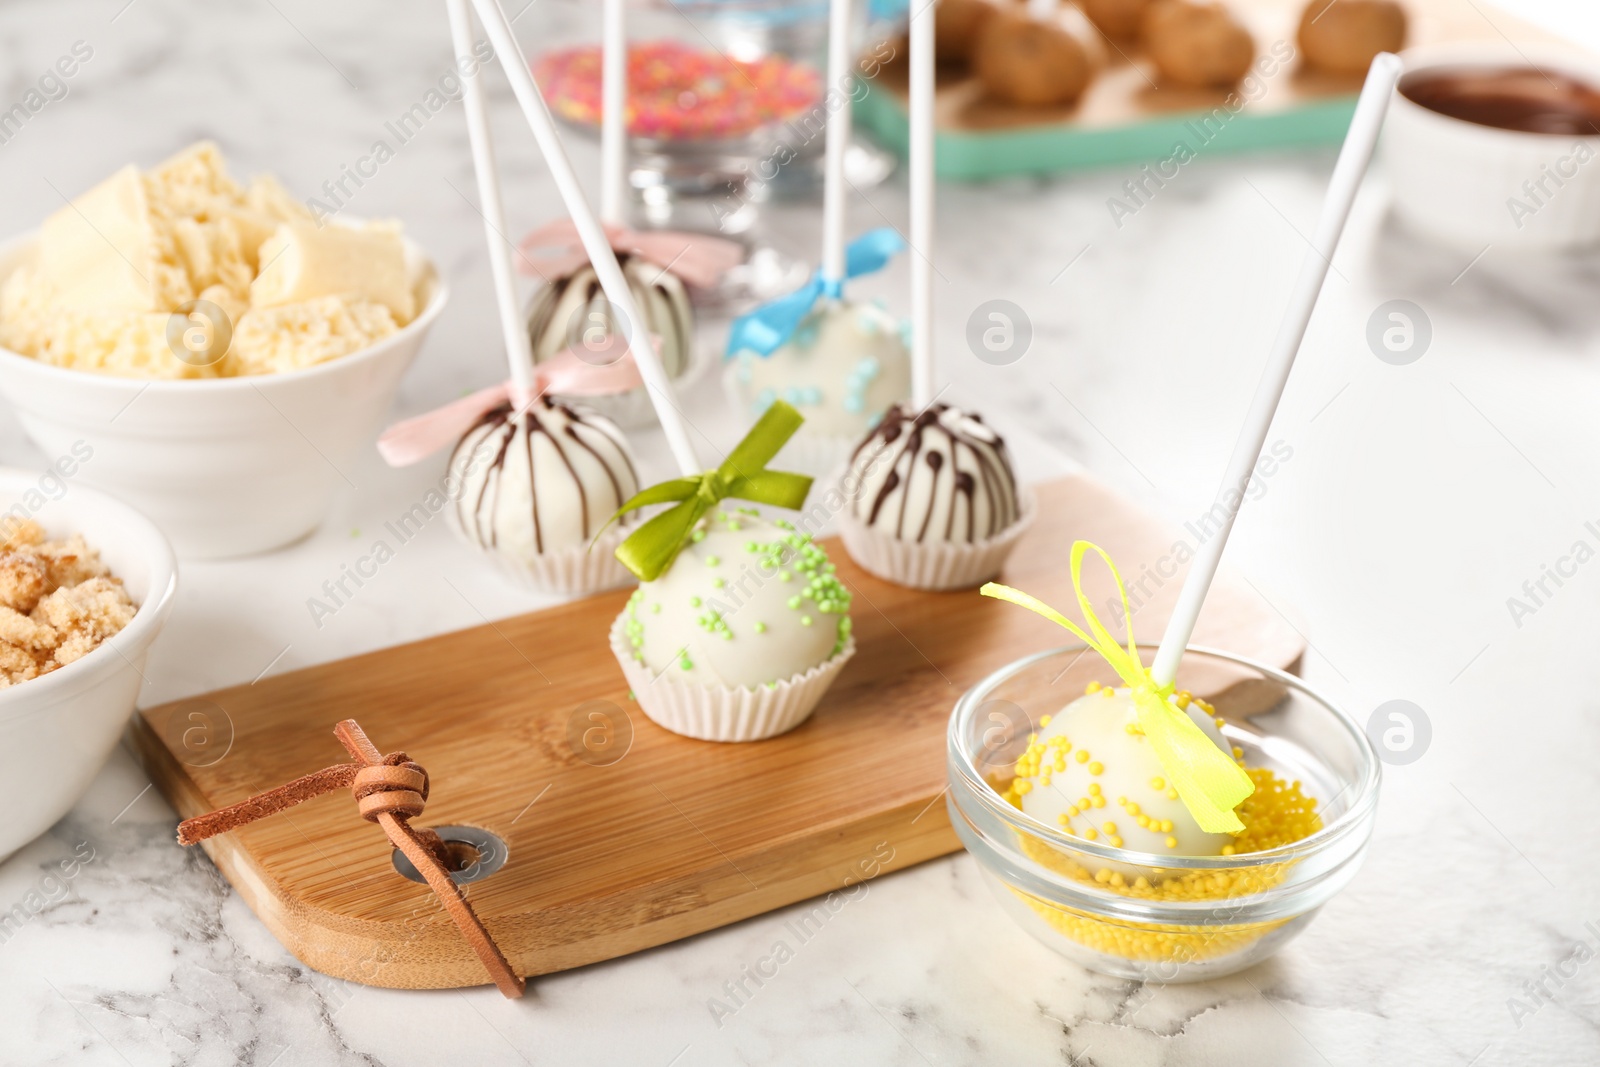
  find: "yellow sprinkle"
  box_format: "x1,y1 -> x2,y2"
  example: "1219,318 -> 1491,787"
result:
1040,776 -> 1052,787
1103,822 -> 1118,834
1127,802 -> 1141,816
1054,759 -> 1066,772
1101,687 -> 1115,698
1067,805 -> 1079,817
1175,691 -> 1192,709
1040,715 -> 1052,727
1165,835 -> 1178,848
1137,815 -> 1150,828
1094,867 -> 1111,882
1109,838 -> 1124,851
1091,795 -> 1106,808
1151,777 -> 1165,790
1075,750 -> 1089,764
1116,794 -> 1126,805
1088,783 -> 1102,796
1015,780 -> 1032,795
1215,717 -> 1226,729
1232,746 -> 1244,759
1221,845 -> 1236,856
1085,828 -> 1099,841
1134,876 -> 1150,890
1167,789 -> 1179,800
1089,761 -> 1104,775
1086,681 -> 1102,694
1161,820 -> 1173,833
1078,797 -> 1091,809
1058,813 -> 1071,826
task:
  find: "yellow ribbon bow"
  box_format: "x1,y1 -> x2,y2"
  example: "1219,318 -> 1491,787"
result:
981,541 -> 1255,834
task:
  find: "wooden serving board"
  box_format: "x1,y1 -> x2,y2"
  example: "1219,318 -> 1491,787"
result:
855,0 -> 1563,179
131,473 -> 1302,990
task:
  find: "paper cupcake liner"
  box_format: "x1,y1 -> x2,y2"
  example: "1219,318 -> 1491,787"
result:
609,614 -> 856,742
470,524 -> 637,598
838,487 -> 1038,591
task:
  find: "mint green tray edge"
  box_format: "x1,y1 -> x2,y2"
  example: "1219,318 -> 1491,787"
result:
854,88 -> 1359,179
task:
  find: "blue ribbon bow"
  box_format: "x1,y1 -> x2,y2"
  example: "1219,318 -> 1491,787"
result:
725,227 -> 906,358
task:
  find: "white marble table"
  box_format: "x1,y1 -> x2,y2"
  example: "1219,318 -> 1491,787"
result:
3,1 -> 1600,1064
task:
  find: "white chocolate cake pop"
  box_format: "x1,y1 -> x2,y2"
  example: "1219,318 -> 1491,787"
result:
449,395 -> 639,560
620,510 -> 852,688
1014,685 -> 1238,858
845,401 -> 1021,544
527,253 -> 694,380
729,300 -> 912,439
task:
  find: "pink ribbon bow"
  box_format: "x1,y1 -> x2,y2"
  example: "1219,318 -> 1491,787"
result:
516,218 -> 743,292
377,347 -> 643,467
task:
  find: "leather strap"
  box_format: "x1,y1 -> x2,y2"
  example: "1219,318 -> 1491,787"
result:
176,718 -> 525,998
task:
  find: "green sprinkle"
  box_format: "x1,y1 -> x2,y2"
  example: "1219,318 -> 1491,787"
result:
691,529 -> 706,542
787,596 -> 801,610
690,596 -> 702,608
651,603 -> 662,614
754,621 -> 767,634
801,615 -> 813,627
712,577 -> 725,588
707,555 -> 721,566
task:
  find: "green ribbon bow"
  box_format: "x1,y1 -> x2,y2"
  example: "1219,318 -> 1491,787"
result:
607,401 -> 814,582
981,541 -> 1256,834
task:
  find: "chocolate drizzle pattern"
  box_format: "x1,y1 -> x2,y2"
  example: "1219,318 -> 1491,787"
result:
449,396 -> 639,557
846,402 -> 1019,544
526,252 -> 693,379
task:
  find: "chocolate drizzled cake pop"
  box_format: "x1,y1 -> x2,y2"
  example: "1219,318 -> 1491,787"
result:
527,253 -> 694,383
449,396 -> 640,589
845,402 -> 1020,544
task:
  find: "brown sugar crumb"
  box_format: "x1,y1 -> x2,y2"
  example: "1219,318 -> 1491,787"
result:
0,519 -> 137,687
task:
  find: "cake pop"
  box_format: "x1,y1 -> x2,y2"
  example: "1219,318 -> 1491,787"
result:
728,294 -> 913,441
450,395 -> 640,563
837,2 -> 1035,590
724,0 -> 912,464
377,0 -> 646,596
845,402 -> 1020,544
619,510 -> 851,688
974,5 -> 1103,108
1144,0 -> 1255,89
1013,685 -> 1237,864
605,402 -> 855,741
526,253 -> 694,381
1298,0 -> 1407,76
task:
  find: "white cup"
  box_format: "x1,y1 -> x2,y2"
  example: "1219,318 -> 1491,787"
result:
1385,43 -> 1600,251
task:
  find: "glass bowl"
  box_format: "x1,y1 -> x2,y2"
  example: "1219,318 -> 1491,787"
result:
947,644 -> 1380,982
527,0 -> 895,233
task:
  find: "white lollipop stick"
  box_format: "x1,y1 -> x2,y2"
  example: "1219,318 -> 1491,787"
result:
446,0 -> 535,394
469,0 -> 701,477
600,0 -> 626,225
1148,54 -> 1402,687
908,0 -> 935,408
820,0 -> 853,288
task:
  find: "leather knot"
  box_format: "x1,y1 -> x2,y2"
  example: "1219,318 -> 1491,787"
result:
351,752 -> 429,823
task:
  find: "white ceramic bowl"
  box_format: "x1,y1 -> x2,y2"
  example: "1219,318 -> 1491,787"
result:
1386,43 -> 1600,251
0,468 -> 177,862
0,232 -> 448,559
